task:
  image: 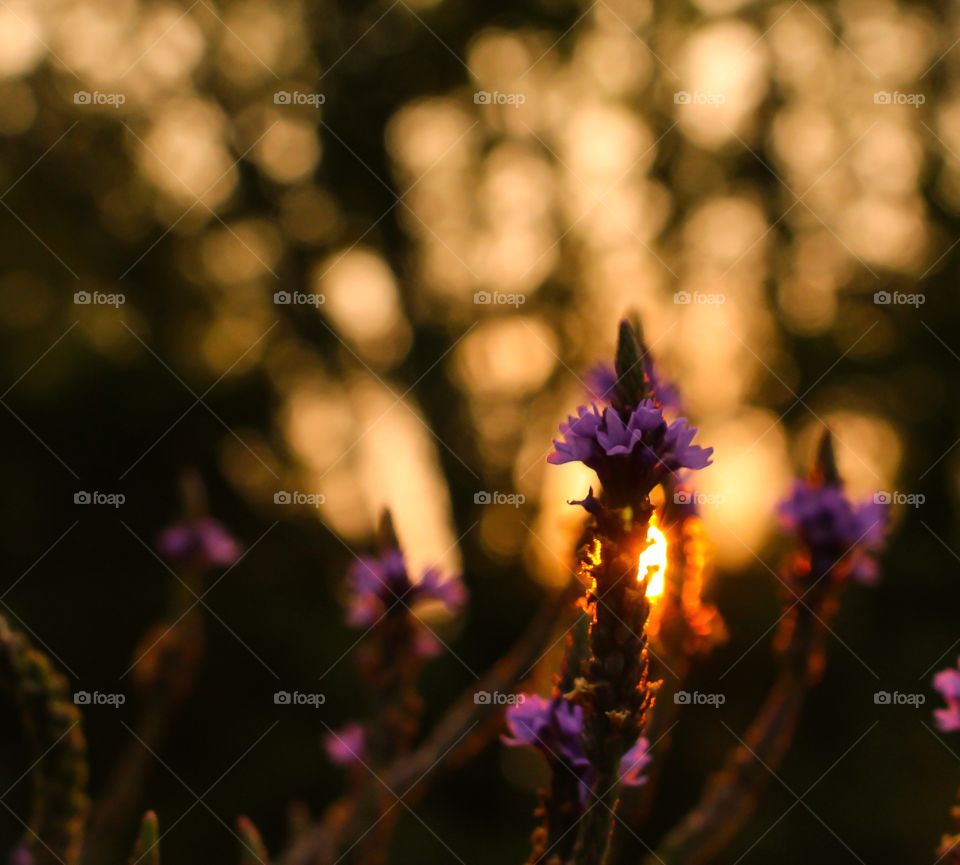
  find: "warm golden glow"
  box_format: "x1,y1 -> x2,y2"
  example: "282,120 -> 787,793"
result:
638,514 -> 668,599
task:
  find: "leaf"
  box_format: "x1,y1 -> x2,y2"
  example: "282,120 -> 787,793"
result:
237,816 -> 271,865
129,811 -> 159,865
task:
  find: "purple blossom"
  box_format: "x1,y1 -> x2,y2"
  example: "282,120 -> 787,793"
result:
324,722 -> 366,765
8,845 -> 32,865
777,481 -> 887,583
933,660 -> 960,733
585,360 -> 681,411
346,548 -> 466,629
548,401 -> 713,505
503,695 -> 650,805
156,518 -> 240,569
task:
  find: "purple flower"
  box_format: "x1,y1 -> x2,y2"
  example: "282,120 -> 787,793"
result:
347,548 -> 466,629
619,736 -> 653,786
503,695 -> 650,805
777,481 -> 887,583
8,845 -> 32,865
324,722 -> 366,765
585,360 -> 681,411
156,518 -> 240,569
548,401 -> 713,505
933,660 -> 960,733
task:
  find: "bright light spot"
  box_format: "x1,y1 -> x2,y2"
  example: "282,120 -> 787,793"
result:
638,514 -> 668,600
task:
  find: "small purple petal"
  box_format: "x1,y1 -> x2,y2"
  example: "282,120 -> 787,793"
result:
156,518 -> 241,569
935,706 -> 960,733
324,722 -> 366,766
619,736 -> 652,786
932,659 -> 960,732
934,665 -> 960,701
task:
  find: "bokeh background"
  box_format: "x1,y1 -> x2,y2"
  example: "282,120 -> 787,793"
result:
0,0 -> 959,862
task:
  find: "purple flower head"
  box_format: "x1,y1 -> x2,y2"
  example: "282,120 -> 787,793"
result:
346,547 -> 466,630
777,481 -> 887,584
156,518 -> 241,570
8,845 -> 32,865
324,722 -> 366,766
549,401 -> 713,506
585,360 -> 681,412
933,660 -> 960,733
503,695 -> 650,806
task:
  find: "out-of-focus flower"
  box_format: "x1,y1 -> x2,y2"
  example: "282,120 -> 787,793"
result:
777,481 -> 887,583
324,722 -> 366,765
8,844 -> 32,865
548,401 -> 713,505
503,695 -> 650,804
156,518 -> 241,569
347,547 -> 466,629
933,660 -> 960,733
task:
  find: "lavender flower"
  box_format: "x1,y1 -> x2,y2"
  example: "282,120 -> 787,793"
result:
156,518 -> 240,569
324,722 -> 366,766
934,661 -> 960,733
347,548 -> 466,629
548,401 -> 713,505
503,695 -> 651,805
777,481 -> 887,584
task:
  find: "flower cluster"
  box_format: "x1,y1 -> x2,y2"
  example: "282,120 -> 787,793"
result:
503,696 -> 651,806
347,547 -> 466,634
326,517 -> 468,777
156,517 -> 240,570
548,401 -> 713,507
777,480 -> 887,583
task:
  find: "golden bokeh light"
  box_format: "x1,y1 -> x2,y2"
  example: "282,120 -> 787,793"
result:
638,513 -> 669,600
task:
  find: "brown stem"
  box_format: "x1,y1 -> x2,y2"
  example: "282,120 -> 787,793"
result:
641,563 -> 838,865
83,605 -> 205,865
280,584 -> 575,865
